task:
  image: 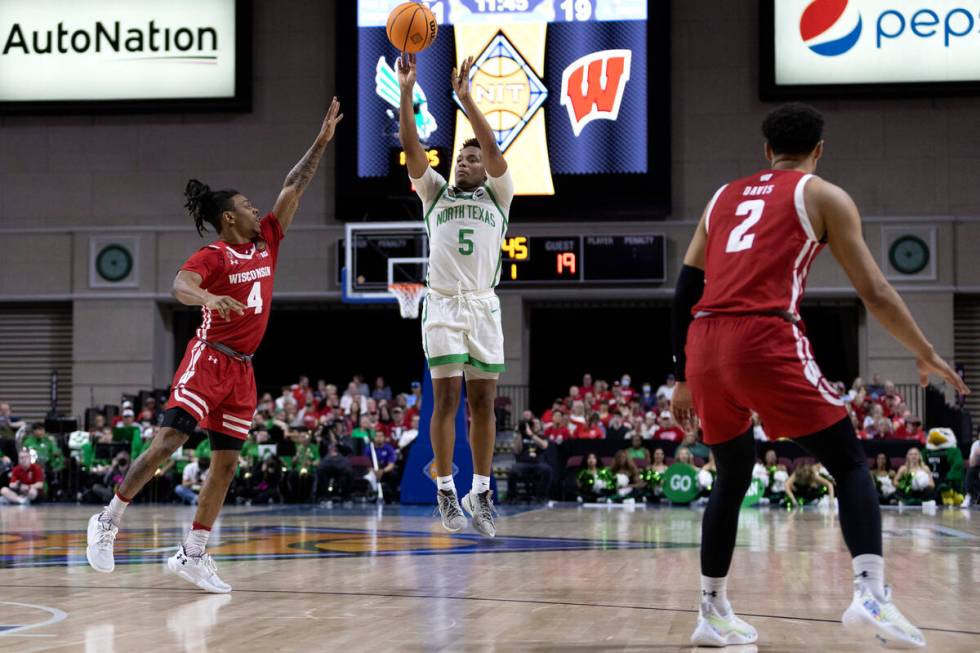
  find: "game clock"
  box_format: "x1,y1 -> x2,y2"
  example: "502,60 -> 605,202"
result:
336,0 -> 670,221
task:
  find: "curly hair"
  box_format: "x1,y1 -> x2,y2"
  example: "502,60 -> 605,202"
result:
761,103 -> 824,156
183,179 -> 240,237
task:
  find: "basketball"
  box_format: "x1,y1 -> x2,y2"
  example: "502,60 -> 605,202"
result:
386,2 -> 438,53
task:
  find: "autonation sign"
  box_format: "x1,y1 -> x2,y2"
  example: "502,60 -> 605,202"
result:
775,0 -> 980,85
0,0 -> 238,103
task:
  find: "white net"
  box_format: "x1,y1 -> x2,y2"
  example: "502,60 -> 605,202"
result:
388,283 -> 427,319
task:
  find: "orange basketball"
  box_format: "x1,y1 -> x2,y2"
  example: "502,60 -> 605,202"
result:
386,2 -> 438,54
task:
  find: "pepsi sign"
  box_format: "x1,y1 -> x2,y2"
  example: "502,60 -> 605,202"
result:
764,0 -> 980,96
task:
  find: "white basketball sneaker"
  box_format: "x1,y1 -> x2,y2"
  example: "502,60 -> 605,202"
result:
437,489 -> 467,533
462,490 -> 496,538
167,545 -> 232,594
86,510 -> 118,573
691,601 -> 759,647
842,582 -> 925,649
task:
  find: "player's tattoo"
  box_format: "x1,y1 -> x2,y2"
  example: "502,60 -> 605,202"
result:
284,140 -> 328,192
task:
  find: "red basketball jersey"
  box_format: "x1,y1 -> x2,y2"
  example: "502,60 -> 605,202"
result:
180,214 -> 283,355
693,169 -> 822,319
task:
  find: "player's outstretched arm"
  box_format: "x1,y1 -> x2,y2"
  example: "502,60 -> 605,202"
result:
816,179 -> 969,394
273,97 -> 344,235
397,53 -> 429,179
172,270 -> 245,321
453,56 -> 507,177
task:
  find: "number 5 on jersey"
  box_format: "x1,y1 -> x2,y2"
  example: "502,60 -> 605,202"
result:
458,228 -> 475,256
247,281 -> 263,314
726,199 -> 765,253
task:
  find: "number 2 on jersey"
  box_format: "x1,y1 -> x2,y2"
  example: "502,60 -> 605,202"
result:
725,199 -> 765,253
247,281 -> 263,314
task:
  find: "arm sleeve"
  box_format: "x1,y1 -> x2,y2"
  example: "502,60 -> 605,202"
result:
486,168 -> 515,211
670,265 -> 706,382
409,167 -> 447,208
180,247 -> 224,289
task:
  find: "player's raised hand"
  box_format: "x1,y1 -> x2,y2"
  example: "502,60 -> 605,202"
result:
670,382 -> 696,425
318,97 -> 344,144
452,56 -> 475,103
397,52 -> 417,91
205,294 -> 246,321
916,348 -> 970,395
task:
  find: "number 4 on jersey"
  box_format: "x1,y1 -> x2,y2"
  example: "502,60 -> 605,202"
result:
247,281 -> 263,314
726,199 -> 765,253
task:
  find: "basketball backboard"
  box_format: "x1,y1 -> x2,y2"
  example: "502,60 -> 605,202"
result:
342,222 -> 428,303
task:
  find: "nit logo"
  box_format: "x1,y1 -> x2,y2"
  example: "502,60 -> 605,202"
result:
460,32 -> 547,153
560,50 -> 632,137
800,0 -> 863,57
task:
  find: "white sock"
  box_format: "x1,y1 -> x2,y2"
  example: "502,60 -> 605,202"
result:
700,575 -> 732,615
184,527 -> 210,557
106,494 -> 130,525
852,554 -> 885,599
437,475 -> 456,493
472,474 -> 491,495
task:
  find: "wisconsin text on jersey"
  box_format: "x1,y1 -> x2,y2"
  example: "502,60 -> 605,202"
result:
228,267 -> 271,285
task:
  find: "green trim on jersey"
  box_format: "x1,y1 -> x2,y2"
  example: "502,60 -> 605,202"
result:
427,353 -> 506,372
483,183 -> 508,235
428,353 -> 470,367
423,183 -> 449,236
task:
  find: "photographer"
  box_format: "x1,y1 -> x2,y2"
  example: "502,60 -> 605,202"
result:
1,449 -> 44,505
508,417 -> 553,502
175,454 -> 209,505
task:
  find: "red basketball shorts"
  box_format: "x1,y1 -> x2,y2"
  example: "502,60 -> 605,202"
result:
686,315 -> 847,445
164,339 -> 256,440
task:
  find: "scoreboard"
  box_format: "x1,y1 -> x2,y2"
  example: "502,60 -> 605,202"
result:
499,234 -> 665,284
336,0 -> 670,221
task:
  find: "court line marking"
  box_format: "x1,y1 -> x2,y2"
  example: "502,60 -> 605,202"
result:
0,602 -> 68,636
7,584 -> 978,638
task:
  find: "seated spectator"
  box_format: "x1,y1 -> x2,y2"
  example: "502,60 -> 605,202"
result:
785,463 -> 835,508
23,422 -> 65,474
640,412 -> 658,439
679,425 -> 710,460
895,448 -> 935,506
397,414 -> 420,451
508,419 -> 553,503
656,374 -> 676,401
619,374 -> 636,403
639,383 -> 657,412
892,416 -> 925,443
176,455 -> 209,505
139,397 -> 162,424
351,415 -> 375,455
596,402 -> 613,428
674,446 -> 698,469
541,399 -> 564,428
871,453 -> 897,505
962,429 -> 980,508
285,432 -> 319,503
577,413 -> 604,440
608,449 -> 645,501
317,441 -> 353,502
580,374 -> 594,397
654,411 -> 684,442
543,410 -> 571,443
697,451 -> 717,498
568,401 -> 588,434
364,432 -> 397,500
625,434 -> 650,467
605,414 -> 630,440
372,376 -> 392,402
758,449 -> 789,503
0,402 -> 25,441
1,449 -> 44,505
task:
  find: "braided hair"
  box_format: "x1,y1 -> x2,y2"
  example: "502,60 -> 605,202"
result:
184,179 -> 240,237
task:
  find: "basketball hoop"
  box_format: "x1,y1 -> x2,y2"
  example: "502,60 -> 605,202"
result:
388,282 -> 427,319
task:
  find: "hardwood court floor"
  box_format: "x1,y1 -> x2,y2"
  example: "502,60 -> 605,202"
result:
0,502 -> 978,652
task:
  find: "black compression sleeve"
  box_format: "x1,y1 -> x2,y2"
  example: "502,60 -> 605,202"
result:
670,264 -> 705,382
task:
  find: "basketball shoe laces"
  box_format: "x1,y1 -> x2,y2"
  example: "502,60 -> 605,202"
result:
94,511 -> 117,548
474,491 -> 496,523
437,491 -> 463,521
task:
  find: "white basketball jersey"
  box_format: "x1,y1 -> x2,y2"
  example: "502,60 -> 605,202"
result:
411,166 -> 514,293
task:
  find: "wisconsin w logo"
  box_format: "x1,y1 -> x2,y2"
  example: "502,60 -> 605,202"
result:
560,49 -> 632,137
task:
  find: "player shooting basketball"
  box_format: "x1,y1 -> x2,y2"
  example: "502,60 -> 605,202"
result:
397,52 -> 513,537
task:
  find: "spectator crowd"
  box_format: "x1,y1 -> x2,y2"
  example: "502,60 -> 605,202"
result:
0,371 -> 977,509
